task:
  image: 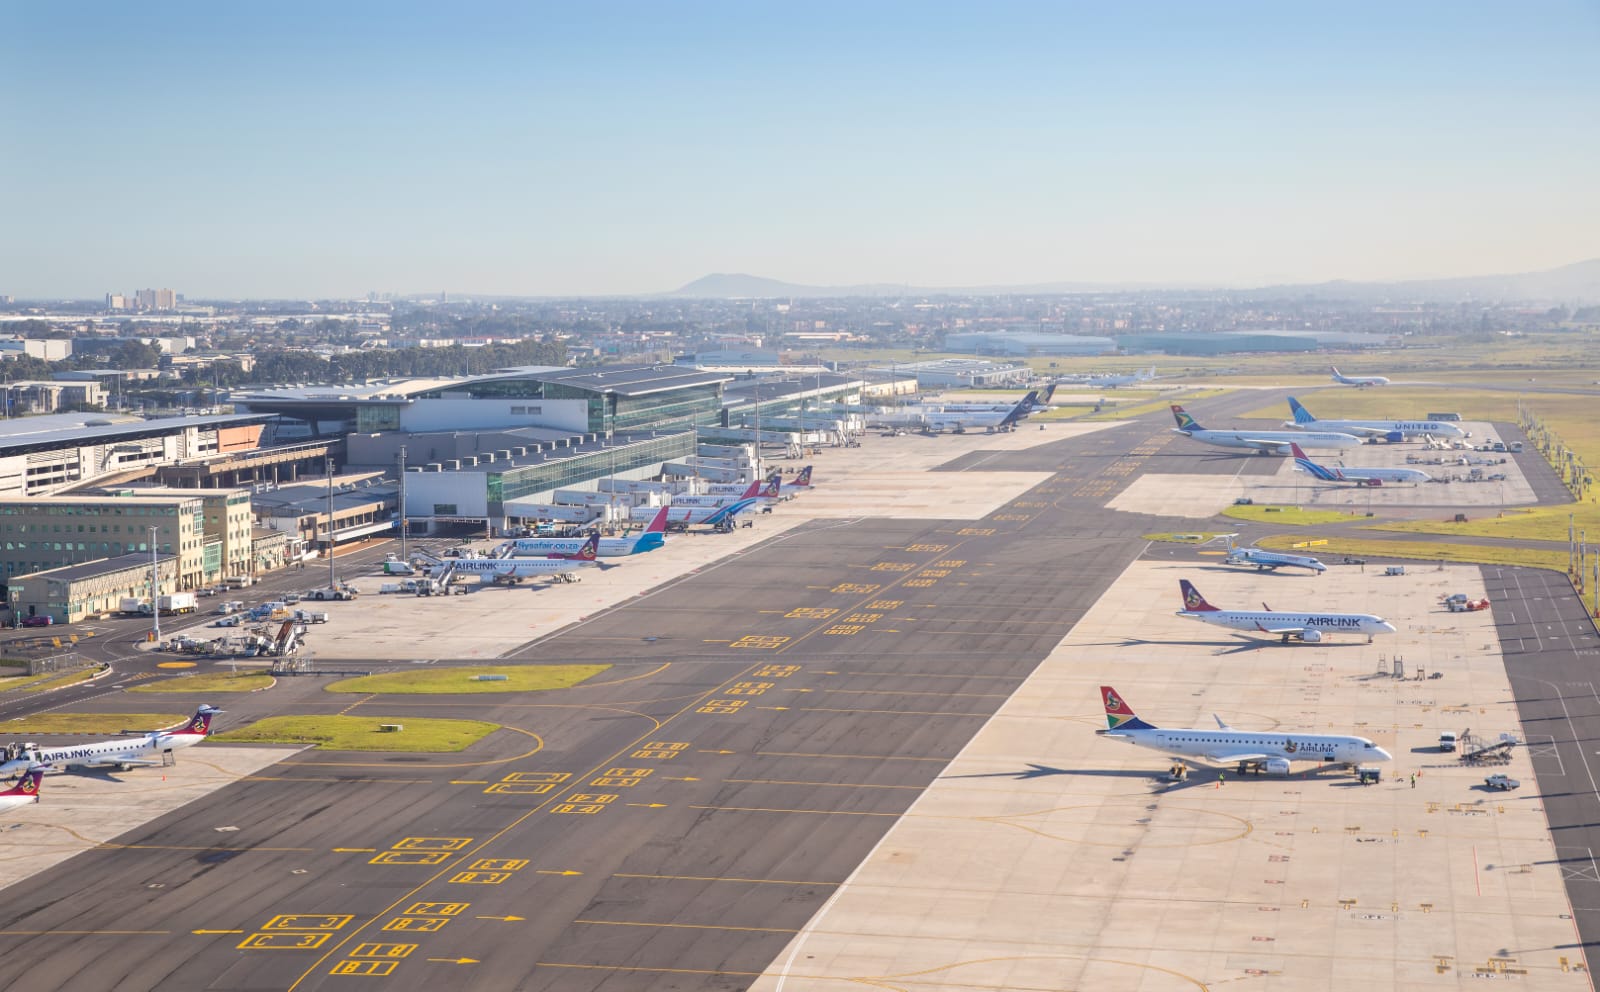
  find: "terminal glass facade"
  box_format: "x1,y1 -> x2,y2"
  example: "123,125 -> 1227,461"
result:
488,433 -> 695,514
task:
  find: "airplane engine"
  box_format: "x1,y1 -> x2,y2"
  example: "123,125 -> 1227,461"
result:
1300,629 -> 1323,643
1384,430 -> 1404,443
1265,758 -> 1292,776
1364,478 -> 1382,487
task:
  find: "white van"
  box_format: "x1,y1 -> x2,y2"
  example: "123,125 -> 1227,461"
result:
1438,731 -> 1458,752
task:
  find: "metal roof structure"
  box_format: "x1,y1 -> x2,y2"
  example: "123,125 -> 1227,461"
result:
488,364 -> 733,397
0,413 -> 276,458
12,553 -> 176,586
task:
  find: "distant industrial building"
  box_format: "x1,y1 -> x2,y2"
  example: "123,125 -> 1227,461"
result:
944,331 -> 1117,357
8,553 -> 180,625
0,494 -> 209,589
0,337 -> 73,362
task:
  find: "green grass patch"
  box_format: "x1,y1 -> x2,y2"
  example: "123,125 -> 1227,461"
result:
1143,532 -> 1223,544
325,664 -> 610,694
2,711 -> 183,734
1363,508 -> 1577,543
129,672 -> 274,694
0,665 -> 108,695
1222,505 -> 1373,526
211,715 -> 499,752
1256,535 -> 1572,571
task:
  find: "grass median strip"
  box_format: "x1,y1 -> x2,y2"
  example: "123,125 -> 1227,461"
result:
2,712 -> 184,734
1256,535 -> 1571,571
325,664 -> 609,694
1222,505 -> 1373,526
0,665 -> 109,695
129,672 -> 274,694
211,715 -> 499,752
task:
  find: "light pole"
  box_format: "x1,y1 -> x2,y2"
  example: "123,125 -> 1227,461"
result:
10,585 -> 20,630
149,526 -> 161,643
398,445 -> 408,562
327,459 -> 337,590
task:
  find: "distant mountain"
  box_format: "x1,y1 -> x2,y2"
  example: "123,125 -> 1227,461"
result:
1258,258 -> 1600,303
668,259 -> 1600,302
667,272 -> 1201,299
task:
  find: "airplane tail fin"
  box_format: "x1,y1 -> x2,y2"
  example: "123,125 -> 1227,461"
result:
643,505 -> 671,534
792,466 -> 812,487
1003,394 -> 1036,426
1330,365 -> 1344,381
759,477 -> 781,498
0,765 -> 44,802
576,533 -> 599,561
1100,686 -> 1155,732
174,705 -> 221,738
1287,397 -> 1316,425
1290,442 -> 1339,480
740,479 -> 763,499
1179,579 -> 1219,612
1170,405 -> 1201,432
1041,383 -> 1056,404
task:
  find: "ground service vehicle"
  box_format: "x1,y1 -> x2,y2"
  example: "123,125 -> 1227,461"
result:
1439,731 -> 1458,752
1485,774 -> 1520,790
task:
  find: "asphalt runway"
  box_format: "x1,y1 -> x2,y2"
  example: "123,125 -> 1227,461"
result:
5,392 -> 1594,990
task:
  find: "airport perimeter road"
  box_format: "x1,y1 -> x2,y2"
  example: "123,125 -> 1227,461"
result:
1488,565 -> 1600,953
0,421 -> 1214,992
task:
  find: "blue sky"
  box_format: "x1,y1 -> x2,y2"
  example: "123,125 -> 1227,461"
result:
3,1 -> 1596,298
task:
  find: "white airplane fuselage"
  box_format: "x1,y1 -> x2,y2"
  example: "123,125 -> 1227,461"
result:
1104,726 -> 1390,768
1179,428 -> 1363,453
1178,608 -> 1395,641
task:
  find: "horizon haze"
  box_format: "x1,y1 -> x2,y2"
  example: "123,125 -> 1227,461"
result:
3,1 -> 1596,299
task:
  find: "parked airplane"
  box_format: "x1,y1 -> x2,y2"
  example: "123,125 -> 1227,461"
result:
1176,579 -> 1394,642
1285,397 -> 1464,441
924,394 -> 1035,434
1097,686 -> 1392,774
668,478 -> 779,508
1219,535 -> 1326,573
1289,442 -> 1432,486
505,507 -> 670,558
627,496 -> 765,528
1169,405 -> 1362,455
1062,366 -> 1156,388
450,555 -> 585,585
0,706 -> 221,775
937,383 -> 1057,415
0,766 -> 45,810
706,466 -> 814,499
1330,365 -> 1391,387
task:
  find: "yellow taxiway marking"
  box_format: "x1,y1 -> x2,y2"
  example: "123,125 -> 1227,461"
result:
688,804 -> 900,817
287,726 -> 547,769
627,802 -> 668,809
475,915 -> 525,922
613,872 -> 839,887
723,778 -> 924,790
97,843 -> 313,852
702,639 -> 732,644
755,750 -> 949,762
534,869 -> 583,876
570,661 -> 671,688
449,780 -> 489,785
662,776 -> 700,781
763,706 -> 988,717
572,918 -> 798,934
156,661 -> 196,669
427,957 -> 479,965
332,848 -> 378,853
823,670 -> 1022,680
336,693 -> 377,716
698,749 -> 735,754
192,929 -> 244,935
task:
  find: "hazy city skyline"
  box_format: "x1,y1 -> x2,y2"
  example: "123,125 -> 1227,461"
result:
4,1 -> 1596,299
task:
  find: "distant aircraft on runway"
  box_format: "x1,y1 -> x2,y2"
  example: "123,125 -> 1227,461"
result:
1096,686 -> 1392,774
666,478 -> 778,509
1060,366 -> 1156,389
1176,579 -> 1394,643
1169,405 -> 1362,455
626,496 -> 765,529
1285,398 -> 1464,441
0,706 -> 221,775
937,383 -> 1056,416
1330,366 -> 1391,387
1219,535 -> 1326,574
0,766 -> 45,810
1289,442 -> 1432,486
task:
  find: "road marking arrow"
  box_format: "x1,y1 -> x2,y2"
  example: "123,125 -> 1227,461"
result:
662,776 -> 700,782
449,780 -> 489,785
626,803 -> 668,808
427,958 -> 479,965
535,869 -> 583,876
756,706 -> 790,711
697,749 -> 735,755
331,848 -> 376,853
475,915 -> 525,922
191,929 -> 244,935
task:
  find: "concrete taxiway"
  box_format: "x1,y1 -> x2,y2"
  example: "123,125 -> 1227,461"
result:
0,392 -> 1595,991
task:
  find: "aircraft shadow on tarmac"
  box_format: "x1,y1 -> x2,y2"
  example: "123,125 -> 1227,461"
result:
1112,636 -> 1357,656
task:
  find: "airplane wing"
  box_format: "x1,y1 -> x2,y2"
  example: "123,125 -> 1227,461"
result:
80,757 -> 164,769
1338,425 -> 1388,437
1234,437 -> 1293,453
1255,622 -> 1306,637
1203,750 -> 1272,764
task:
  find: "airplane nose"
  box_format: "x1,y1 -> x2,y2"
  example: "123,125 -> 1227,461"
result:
1375,747 -> 1394,762
1379,620 -> 1396,633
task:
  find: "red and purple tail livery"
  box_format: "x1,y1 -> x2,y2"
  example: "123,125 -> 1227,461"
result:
1,766 -> 44,800
1179,580 -> 1218,612
174,705 -> 221,737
